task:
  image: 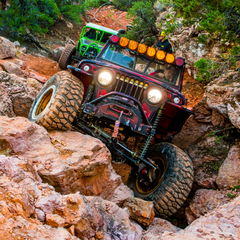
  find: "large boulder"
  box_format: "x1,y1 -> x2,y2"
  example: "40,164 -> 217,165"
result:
216,144 -> 240,189
162,196 -> 240,240
205,71 -> 240,129
0,59 -> 26,77
0,116 -> 122,199
185,189 -> 230,224
142,218 -> 180,240
0,154 -> 142,240
0,71 -> 39,117
0,36 -> 17,59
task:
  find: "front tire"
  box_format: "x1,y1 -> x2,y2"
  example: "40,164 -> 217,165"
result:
58,44 -> 76,70
28,71 -> 84,130
128,142 -> 194,218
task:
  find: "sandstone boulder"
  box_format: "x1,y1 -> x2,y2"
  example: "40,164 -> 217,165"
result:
142,218 -> 180,240
0,37 -> 17,59
0,71 -> 39,117
216,144 -> 240,189
0,116 -> 122,198
185,189 -> 230,224
123,197 -> 155,226
0,216 -> 79,240
0,59 -> 26,77
205,71 -> 240,129
51,46 -> 65,61
162,196 -> 240,240
87,196 -> 143,239
0,153 -> 143,240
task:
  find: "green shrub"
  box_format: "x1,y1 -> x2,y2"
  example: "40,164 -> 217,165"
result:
194,58 -> 213,83
0,0 -> 60,35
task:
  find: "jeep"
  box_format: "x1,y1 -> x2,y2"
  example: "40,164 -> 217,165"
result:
29,35 -> 194,218
58,23 -> 119,70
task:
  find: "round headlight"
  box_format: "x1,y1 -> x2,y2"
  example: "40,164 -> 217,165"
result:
147,88 -> 163,104
98,71 -> 113,86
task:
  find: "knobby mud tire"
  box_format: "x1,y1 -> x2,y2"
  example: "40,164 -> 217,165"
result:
128,142 -> 194,218
58,44 -> 76,70
28,71 -> 84,130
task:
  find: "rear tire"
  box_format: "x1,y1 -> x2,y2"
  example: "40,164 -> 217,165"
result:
128,142 -> 194,218
58,44 -> 76,70
28,71 -> 84,130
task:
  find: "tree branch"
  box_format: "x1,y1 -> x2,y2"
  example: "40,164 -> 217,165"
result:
94,2 -> 111,21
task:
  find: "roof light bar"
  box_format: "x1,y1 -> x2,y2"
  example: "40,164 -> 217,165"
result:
155,50 -> 166,61
119,37 -> 129,47
138,44 -> 147,54
147,47 -> 156,58
165,53 -> 175,64
128,40 -> 138,51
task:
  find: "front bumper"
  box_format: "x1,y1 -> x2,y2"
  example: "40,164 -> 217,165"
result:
83,92 -> 152,136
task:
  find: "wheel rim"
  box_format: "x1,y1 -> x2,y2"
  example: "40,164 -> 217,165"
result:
136,156 -> 167,195
32,85 -> 56,119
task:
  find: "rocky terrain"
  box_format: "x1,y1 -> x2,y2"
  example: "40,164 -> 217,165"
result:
0,5 -> 240,240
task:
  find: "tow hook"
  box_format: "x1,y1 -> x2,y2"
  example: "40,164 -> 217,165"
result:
112,111 -> 123,138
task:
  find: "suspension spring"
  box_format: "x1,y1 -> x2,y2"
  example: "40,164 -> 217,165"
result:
139,103 -> 165,158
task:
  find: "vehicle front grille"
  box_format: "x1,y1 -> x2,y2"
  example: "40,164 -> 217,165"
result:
114,73 -> 148,102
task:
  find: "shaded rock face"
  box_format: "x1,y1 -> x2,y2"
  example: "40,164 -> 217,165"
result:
173,70 -> 239,150
205,71 -> 240,129
0,37 -> 17,59
186,133 -> 229,189
0,71 -> 39,117
185,189 -> 230,224
216,144 -> 240,189
87,196 -> 143,240
162,196 -> 240,240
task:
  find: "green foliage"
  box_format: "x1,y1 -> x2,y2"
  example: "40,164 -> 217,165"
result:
0,0 -> 60,35
230,185 -> 240,191
230,46 -> 240,55
84,0 -> 158,44
0,0 -> 86,36
162,0 -> 240,44
227,193 -> 237,199
194,58 -> 212,83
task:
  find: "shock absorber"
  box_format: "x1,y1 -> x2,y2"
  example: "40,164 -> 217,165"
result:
139,103 -> 165,158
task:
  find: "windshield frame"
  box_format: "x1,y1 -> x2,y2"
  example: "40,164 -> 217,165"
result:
98,43 -> 183,88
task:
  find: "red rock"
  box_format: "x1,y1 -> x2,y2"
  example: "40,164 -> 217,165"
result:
0,37 -> 17,59
185,189 -> 230,224
123,197 -> 155,226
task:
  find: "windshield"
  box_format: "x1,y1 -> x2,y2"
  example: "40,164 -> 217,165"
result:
81,38 -> 105,48
100,44 -> 182,86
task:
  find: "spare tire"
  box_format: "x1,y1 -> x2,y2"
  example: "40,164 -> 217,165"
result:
58,44 -> 76,70
28,71 -> 84,130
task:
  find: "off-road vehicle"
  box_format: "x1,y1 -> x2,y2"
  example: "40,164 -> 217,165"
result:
58,23 -> 119,70
29,35 -> 194,218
